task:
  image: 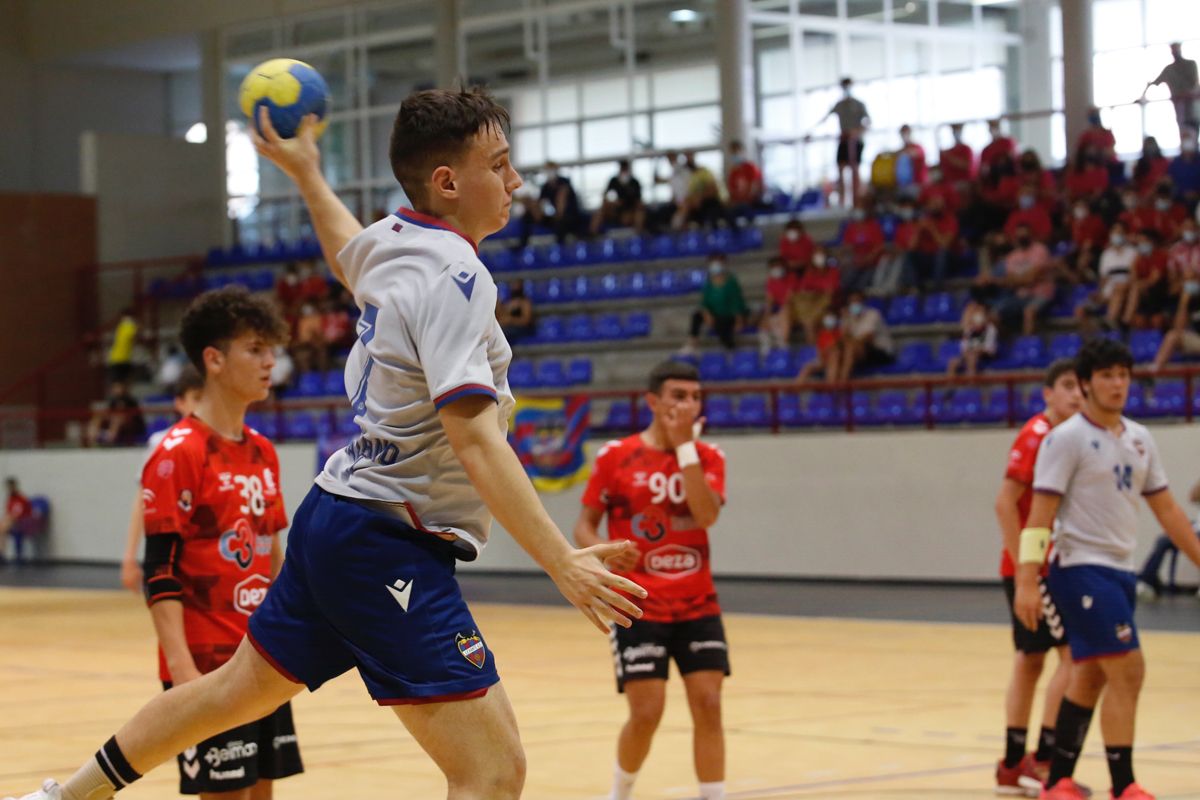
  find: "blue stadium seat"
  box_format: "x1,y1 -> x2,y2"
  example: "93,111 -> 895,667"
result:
935,340 -> 962,371
705,228 -> 734,254
316,412 -> 338,437
738,226 -> 765,249
322,370 -> 344,397
637,404 -> 652,427
591,238 -> 621,264
849,391 -> 875,425
730,350 -> 761,381
534,316 -> 565,343
623,312 -> 652,338
1026,387 -> 1047,415
508,360 -> 536,389
568,275 -> 591,302
886,295 -> 919,326
705,396 -> 735,428
648,234 -> 679,260
921,292 -> 959,323
517,247 -> 540,270
651,270 -> 678,296
147,415 -> 172,435
1010,335 -> 1048,368
338,413 -> 360,438
284,412 -> 318,440
1048,333 -> 1082,360
763,347 -> 795,379
567,358 -> 593,385
599,273 -> 625,300
567,314 -> 596,341
699,352 -> 731,382
604,402 -> 632,429
892,341 -> 935,374
536,360 -> 569,388
778,393 -> 803,427
249,269 -> 275,291
252,414 -> 279,439
627,272 -> 649,297
624,236 -> 648,261
1124,383 -> 1147,416
1130,329 -> 1163,363
735,395 -> 770,427
543,243 -> 568,268
594,313 -> 623,340
569,241 -> 591,265
679,230 -> 706,256
875,391 -> 917,425
295,371 -> 323,397
1146,380 -> 1185,417
682,267 -> 706,291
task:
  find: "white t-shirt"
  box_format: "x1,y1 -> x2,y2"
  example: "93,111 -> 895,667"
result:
314,210 -> 515,558
1098,244 -> 1137,284
1033,412 -> 1169,570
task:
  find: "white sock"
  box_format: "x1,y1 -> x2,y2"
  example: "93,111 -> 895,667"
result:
610,763 -> 637,800
698,781 -> 725,800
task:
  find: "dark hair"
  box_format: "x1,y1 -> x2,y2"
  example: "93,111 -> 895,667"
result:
1076,338 -> 1134,383
1044,358 -> 1077,388
180,286 -> 289,373
389,86 -> 511,210
617,158 -> 631,171
173,365 -> 205,398
840,77 -> 853,88
648,360 -> 701,394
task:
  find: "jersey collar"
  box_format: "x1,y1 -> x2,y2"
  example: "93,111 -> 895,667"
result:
394,208 -> 478,255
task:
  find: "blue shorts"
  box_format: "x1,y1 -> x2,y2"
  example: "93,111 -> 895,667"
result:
1046,561 -> 1140,661
248,486 -> 499,705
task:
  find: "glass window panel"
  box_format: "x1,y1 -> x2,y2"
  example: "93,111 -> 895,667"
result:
882,76 -> 918,130
320,120 -> 358,187
513,128 -> 546,168
856,79 -> 891,127
363,1 -> 432,33
801,31 -> 839,90
464,24 -> 535,91
226,25 -> 276,59
979,40 -> 1007,69
798,0 -> 839,17
894,37 -> 931,79
461,0 -> 525,18
1107,103 -> 1145,156
546,122 -> 580,161
290,12 -> 346,46
582,76 -> 631,118
1092,0 -> 1142,53
653,105 -> 721,149
578,162 -> 616,208
751,0 -> 792,10
633,74 -> 651,111
633,113 -> 652,150
754,26 -> 793,95
761,95 -> 797,135
1049,5 -> 1063,59
762,142 -> 798,193
848,36 -> 885,82
547,8 -> 629,84
366,39 -> 435,107
939,41 -> 974,75
302,51 -> 351,109
893,1 -> 930,27
802,86 -> 841,130
510,87 -> 544,127
633,0 -> 719,67
845,0 -> 884,21
369,113 -> 393,181
980,3 -> 1019,35
1052,56 -> 1064,111
583,117 -> 632,158
939,1 -> 976,31
1050,112 -> 1067,168
1144,101 -> 1180,151
546,84 -> 579,123
653,64 -> 720,106
1147,3 -> 1200,48
1093,49 -> 1152,108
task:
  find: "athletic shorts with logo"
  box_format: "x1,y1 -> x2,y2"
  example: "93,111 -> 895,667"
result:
1046,562 -> 1140,661
611,614 -> 731,692
163,683 -> 302,795
1002,577 -> 1067,653
248,486 -> 499,704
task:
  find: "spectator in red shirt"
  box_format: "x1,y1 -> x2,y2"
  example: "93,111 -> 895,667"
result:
1132,136 -> 1170,196
913,196 -> 959,292
1015,149 -> 1056,205
760,256 -> 796,353
873,198 -> 919,296
320,297 -> 354,353
980,118 -> 1018,179
726,139 -> 766,222
1124,231 -> 1172,328
1118,189 -> 1155,234
1145,181 -> 1189,240
1065,199 -> 1110,283
298,261 -> 330,304
838,201 -> 886,293
1076,108 -> 1117,164
275,262 -> 303,322
795,309 -> 844,384
779,218 -> 815,269
985,223 -> 1058,336
898,124 -> 929,188
918,167 -> 964,216
1064,145 -> 1111,203
1004,186 -> 1054,244
3,477 -> 34,565
790,248 -> 839,344
971,150 -> 1019,240
940,122 -> 976,187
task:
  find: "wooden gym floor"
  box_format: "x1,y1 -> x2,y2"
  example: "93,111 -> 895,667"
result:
0,585 -> 1197,799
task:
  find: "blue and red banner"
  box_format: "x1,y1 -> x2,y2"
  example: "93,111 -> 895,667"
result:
509,396 -> 591,492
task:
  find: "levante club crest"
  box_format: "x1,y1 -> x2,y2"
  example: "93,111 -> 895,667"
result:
456,631 -> 487,669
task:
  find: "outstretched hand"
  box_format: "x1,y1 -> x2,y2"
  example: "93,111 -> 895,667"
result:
251,107 -> 323,185
550,541 -> 647,634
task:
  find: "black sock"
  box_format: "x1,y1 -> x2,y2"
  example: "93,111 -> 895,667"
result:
1106,746 -> 1135,796
1004,727 -> 1028,768
1047,699 -> 1094,788
1035,726 -> 1057,762
95,735 -> 142,791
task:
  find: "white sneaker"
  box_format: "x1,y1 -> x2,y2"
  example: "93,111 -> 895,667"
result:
3,779 -> 63,800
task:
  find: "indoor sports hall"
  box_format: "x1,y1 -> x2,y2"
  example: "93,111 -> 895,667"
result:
1,1 -> 1198,798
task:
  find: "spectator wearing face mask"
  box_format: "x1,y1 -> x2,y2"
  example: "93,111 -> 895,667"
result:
759,257 -> 796,354
1144,182 -> 1189,241
1118,189 -> 1155,235
496,280 -> 536,343
988,223 -> 1057,336
1003,186 -> 1053,244
1075,223 -> 1138,333
1008,149 -> 1056,207
591,159 -> 646,236
794,309 -> 844,385
520,161 -> 584,247
898,124 -> 929,188
833,291 -> 895,382
779,218 -> 815,269
1065,200 -> 1110,284
872,199 -> 919,297
1077,107 -> 1118,164
1162,220 -> 1200,328
726,140 -> 766,223
939,123 -> 976,188
1168,126 -> 1200,209
682,254 -> 747,353
917,166 -> 963,216
1133,137 -> 1171,197
945,300 -> 998,380
790,248 -> 839,345
1064,144 -> 1111,203
912,196 -> 959,292
1124,231 -> 1172,329
837,201 -> 886,293
979,119 -> 1018,181
655,149 -> 693,230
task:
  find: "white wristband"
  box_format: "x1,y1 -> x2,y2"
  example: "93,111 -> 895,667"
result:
676,441 -> 700,468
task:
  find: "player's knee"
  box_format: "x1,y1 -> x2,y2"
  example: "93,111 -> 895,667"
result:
1016,650 -> 1047,675
627,696 -> 666,730
688,688 -> 722,726
450,748 -> 525,799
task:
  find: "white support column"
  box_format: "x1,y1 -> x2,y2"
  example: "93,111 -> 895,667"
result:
716,0 -> 756,173
435,0 -> 461,90
1060,0 -> 1094,158
1018,0 -> 1054,161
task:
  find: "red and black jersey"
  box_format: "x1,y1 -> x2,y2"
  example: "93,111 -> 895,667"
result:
141,415 -> 288,681
1001,413 -> 1051,578
582,435 -> 726,623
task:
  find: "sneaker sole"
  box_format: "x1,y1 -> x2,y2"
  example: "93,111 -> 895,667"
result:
1016,774 -> 1045,796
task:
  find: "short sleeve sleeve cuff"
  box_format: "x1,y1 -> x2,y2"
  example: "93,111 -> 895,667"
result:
434,384 -> 498,410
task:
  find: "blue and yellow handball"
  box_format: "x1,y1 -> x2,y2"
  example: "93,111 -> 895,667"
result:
238,58 -> 330,139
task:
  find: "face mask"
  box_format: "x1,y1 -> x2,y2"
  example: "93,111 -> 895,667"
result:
618,173 -> 631,184
769,266 -> 785,279
952,131 -> 963,143
897,208 -> 914,221
1123,196 -> 1138,210
1186,280 -> 1200,296
971,311 -> 987,326
852,209 -> 866,221
901,133 -> 912,144
930,206 -> 945,217
1183,140 -> 1198,154
1073,206 -> 1088,220
813,252 -> 827,268
849,302 -> 864,316
785,229 -> 800,241
1138,242 -> 1154,255
929,171 -> 942,184
1111,234 -> 1126,247
1021,160 -> 1038,171
1184,230 -> 1198,243
731,154 -> 745,165
708,262 -> 724,275
823,314 -> 838,329
1155,198 -> 1171,211
1019,195 -> 1035,210
990,127 -> 1000,138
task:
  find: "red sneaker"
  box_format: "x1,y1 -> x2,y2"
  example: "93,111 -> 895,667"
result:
1041,778 -> 1089,799
1111,784 -> 1155,800
996,755 -> 1042,797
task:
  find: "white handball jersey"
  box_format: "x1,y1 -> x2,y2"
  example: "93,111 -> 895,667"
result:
1033,412 -> 1168,570
314,209 -> 514,558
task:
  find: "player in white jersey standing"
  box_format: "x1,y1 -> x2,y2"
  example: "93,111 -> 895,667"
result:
1014,339 -> 1200,800
4,88 -> 645,800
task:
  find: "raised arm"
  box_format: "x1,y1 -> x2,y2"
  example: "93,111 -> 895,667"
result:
439,396 -> 646,632
252,108 -> 360,291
